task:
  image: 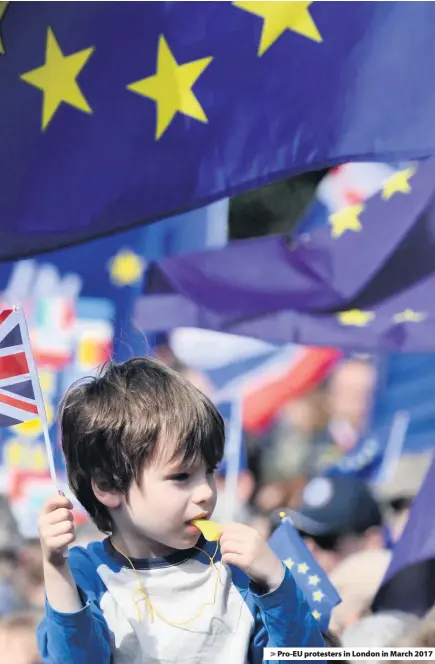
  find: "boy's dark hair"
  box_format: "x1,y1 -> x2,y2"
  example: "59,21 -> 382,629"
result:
60,357 -> 225,533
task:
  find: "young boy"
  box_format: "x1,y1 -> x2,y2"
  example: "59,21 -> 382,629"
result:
37,357 -> 324,663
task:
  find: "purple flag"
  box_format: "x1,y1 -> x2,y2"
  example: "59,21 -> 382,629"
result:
135,159 -> 435,352
373,454 -> 435,616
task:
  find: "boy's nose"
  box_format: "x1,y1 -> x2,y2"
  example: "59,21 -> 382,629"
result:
192,479 -> 214,506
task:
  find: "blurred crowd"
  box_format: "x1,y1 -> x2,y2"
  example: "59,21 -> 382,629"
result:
0,353 -> 434,663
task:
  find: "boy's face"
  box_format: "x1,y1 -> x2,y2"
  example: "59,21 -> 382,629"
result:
115,442 -> 218,556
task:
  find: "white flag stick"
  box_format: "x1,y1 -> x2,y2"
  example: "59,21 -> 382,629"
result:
15,305 -> 58,489
374,410 -> 410,484
222,397 -> 243,522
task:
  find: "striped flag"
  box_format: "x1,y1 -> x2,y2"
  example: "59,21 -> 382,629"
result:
0,308 -> 42,427
169,328 -> 340,433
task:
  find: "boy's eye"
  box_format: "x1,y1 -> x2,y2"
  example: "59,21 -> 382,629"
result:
170,473 -> 190,482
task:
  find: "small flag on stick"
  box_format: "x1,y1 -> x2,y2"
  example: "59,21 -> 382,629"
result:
0,306 -> 57,487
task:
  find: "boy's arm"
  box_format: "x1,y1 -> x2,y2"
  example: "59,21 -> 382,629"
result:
37,495 -> 111,664
37,547 -> 112,664
248,565 -> 325,664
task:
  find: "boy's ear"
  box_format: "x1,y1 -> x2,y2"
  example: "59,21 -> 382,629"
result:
91,472 -> 122,509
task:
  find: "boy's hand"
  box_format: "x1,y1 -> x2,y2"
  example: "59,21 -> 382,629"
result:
38,494 -> 76,567
219,523 -> 284,592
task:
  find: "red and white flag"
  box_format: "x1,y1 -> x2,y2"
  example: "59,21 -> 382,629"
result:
0,307 -> 45,427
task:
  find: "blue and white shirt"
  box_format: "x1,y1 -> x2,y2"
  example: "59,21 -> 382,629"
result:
37,536 -> 324,663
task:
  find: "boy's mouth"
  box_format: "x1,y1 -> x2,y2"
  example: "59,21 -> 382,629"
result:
187,512 -> 210,524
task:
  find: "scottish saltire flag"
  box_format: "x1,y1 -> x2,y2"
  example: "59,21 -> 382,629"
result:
0,308 -> 42,426
135,157 -> 435,351
2,3 -> 435,259
269,516 -> 341,632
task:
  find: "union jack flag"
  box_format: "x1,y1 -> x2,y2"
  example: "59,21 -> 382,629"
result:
0,307 -> 43,427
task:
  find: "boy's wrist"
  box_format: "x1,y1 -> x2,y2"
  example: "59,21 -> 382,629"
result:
43,550 -> 70,572
263,560 -> 285,592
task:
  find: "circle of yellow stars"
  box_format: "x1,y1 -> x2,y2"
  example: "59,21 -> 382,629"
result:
12,2 -> 324,134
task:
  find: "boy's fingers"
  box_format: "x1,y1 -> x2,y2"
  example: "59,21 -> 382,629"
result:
49,533 -> 76,550
41,495 -> 73,513
48,521 -> 75,537
47,508 -> 74,524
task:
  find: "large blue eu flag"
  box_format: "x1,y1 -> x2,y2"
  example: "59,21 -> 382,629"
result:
2,2 -> 435,259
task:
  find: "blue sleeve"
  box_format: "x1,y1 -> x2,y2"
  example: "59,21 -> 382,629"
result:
37,547 -> 112,664
248,564 -> 325,664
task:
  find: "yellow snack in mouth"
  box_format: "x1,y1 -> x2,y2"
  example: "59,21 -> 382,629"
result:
191,519 -> 220,541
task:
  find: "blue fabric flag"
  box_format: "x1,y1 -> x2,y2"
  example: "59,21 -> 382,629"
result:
373,454 -> 435,616
268,517 -> 341,632
135,158 -> 435,351
2,2 -> 435,259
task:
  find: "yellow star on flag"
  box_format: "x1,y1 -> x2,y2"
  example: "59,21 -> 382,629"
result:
127,35 -> 212,140
0,1 -> 9,55
20,28 -> 94,130
298,562 -> 309,574
393,309 -> 427,324
233,1 -> 322,56
382,166 -> 416,201
109,249 -> 145,286
308,575 -> 321,586
338,309 -> 375,327
284,558 -> 295,570
312,610 -> 321,621
313,590 -> 324,602
329,204 -> 364,238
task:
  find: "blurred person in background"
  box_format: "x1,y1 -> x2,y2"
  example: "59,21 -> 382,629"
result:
16,540 -> 45,611
273,475 -> 384,574
374,452 -> 433,543
259,388 -> 331,486
394,602 -> 435,653
254,388 -> 334,515
255,357 -> 376,516
326,358 -> 376,455
0,610 -> 43,664
328,549 -> 392,635
341,612 -> 419,664
0,495 -> 27,618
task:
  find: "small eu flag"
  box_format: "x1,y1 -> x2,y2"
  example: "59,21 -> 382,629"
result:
268,514 -> 341,632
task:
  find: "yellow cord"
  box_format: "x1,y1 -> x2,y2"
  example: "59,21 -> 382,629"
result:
110,538 -> 224,628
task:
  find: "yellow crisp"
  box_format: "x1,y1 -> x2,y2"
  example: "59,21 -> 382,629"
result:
192,519 -> 220,541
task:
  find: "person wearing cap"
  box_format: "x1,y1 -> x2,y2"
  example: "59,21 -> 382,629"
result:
272,476 -> 384,574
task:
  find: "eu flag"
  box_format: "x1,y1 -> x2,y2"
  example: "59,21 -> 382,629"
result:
135,157 -> 435,352
2,2 -> 435,259
268,516 -> 341,632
